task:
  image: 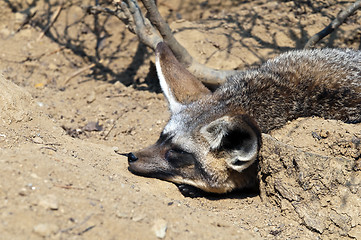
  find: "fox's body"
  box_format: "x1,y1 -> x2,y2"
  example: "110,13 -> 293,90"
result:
127,43 -> 361,195
210,48 -> 361,133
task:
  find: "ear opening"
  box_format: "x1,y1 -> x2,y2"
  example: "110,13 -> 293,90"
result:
200,115 -> 261,172
155,42 -> 211,114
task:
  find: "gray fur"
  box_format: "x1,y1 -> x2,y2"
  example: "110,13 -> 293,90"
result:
128,47 -> 361,194
166,48 -> 360,135
215,48 -> 361,132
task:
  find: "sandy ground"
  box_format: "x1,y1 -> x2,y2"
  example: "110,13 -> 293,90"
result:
0,0 -> 360,239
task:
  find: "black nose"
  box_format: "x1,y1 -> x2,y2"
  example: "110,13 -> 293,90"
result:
127,152 -> 138,162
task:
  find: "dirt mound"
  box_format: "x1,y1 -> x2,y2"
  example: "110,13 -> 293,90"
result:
260,118 -> 361,238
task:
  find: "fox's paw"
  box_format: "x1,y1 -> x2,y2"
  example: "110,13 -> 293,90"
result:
177,184 -> 204,198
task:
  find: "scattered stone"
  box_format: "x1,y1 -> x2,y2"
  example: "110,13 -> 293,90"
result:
32,136 -> 44,144
30,173 -> 41,179
38,194 -> 59,210
86,91 -> 96,103
132,214 -> 145,222
36,102 -> 44,107
33,223 -> 59,237
116,211 -> 128,219
26,183 -> 36,190
95,84 -> 110,94
48,63 -> 58,70
83,121 -> 103,132
152,218 -> 167,239
18,188 -> 28,196
319,129 -> 329,138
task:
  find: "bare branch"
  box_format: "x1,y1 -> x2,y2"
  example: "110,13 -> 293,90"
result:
94,0 -> 237,86
83,5 -> 120,17
305,0 -> 361,49
37,2 -> 64,41
85,1 -> 162,48
140,0 -> 240,86
110,0 -> 234,86
124,0 -> 163,49
140,0 -> 192,67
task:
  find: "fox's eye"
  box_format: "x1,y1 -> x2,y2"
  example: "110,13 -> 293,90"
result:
169,148 -> 187,155
165,149 -> 187,161
165,149 -> 195,168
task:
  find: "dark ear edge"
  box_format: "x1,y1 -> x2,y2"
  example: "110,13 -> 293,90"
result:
155,42 -> 211,113
239,114 -> 262,150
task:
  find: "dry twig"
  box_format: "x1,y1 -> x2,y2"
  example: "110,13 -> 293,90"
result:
305,0 -> 361,48
62,62 -> 98,86
37,2 -> 64,41
137,0 -> 238,85
60,214 -> 93,233
104,121 -> 117,140
54,184 -> 84,190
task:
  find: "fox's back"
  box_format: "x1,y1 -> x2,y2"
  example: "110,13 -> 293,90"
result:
219,48 -> 361,132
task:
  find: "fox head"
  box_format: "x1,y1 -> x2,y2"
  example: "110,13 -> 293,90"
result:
127,42 -> 262,194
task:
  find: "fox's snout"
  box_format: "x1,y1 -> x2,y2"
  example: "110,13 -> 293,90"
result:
123,152 -> 138,163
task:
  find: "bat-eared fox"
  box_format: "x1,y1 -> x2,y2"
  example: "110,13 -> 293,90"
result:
123,42 -> 360,196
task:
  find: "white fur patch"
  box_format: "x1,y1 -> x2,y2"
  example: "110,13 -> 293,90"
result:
163,115 -> 184,135
200,116 -> 230,150
155,55 -> 184,114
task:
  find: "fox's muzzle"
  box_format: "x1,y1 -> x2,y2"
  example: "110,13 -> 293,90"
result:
126,152 -> 138,162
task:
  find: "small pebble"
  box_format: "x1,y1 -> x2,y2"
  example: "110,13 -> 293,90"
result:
152,218 -> 167,239
38,194 -> 59,210
116,211 -> 128,218
86,91 -> 96,103
319,129 -> 329,138
48,63 -> 58,70
83,121 -> 102,132
33,223 -> 59,237
19,188 -> 28,196
32,136 -> 44,144
36,102 -> 44,107
30,173 -> 40,179
132,214 -> 145,222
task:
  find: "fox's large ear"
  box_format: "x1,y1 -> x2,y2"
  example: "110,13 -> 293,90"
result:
200,115 -> 261,172
155,42 -> 211,114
